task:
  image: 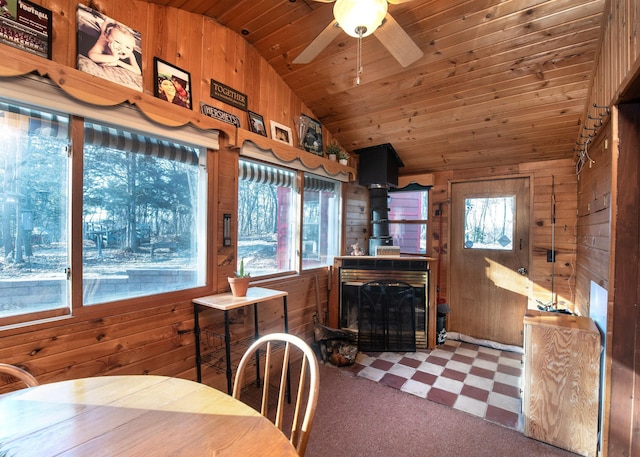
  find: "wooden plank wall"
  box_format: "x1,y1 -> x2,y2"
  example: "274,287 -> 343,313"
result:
340,158 -> 578,318
343,181 -> 369,255
583,0 -> 639,111
574,121 -> 612,315
424,159 -> 578,312
0,0 -> 331,393
578,1 -> 640,454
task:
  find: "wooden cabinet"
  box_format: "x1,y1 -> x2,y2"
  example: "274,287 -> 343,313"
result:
523,310 -> 601,457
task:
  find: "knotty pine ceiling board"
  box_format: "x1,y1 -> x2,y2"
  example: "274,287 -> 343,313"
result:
143,0 -> 606,173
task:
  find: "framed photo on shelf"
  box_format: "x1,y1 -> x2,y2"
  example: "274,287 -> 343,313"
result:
270,121 -> 293,146
247,111 -> 268,137
153,57 -> 192,109
299,114 -> 323,156
76,4 -> 143,92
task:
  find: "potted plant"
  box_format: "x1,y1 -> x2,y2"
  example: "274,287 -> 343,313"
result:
326,141 -> 341,161
338,150 -> 349,166
228,258 -> 251,297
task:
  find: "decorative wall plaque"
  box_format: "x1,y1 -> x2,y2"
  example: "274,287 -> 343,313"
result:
209,79 -> 247,111
200,102 -> 241,127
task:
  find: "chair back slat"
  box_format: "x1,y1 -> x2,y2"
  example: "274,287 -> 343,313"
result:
232,333 -> 320,457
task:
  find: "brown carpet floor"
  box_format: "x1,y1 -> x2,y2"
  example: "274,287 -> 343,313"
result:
304,361 -> 579,457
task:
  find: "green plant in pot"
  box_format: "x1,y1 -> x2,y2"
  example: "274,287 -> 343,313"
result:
326,141 -> 341,161
338,150 -> 349,165
228,258 -> 251,297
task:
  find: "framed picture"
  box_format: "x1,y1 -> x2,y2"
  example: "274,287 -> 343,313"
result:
248,111 -> 268,137
76,4 -> 143,92
0,0 -> 52,59
154,58 -> 192,109
299,114 -> 323,156
270,121 -> 293,146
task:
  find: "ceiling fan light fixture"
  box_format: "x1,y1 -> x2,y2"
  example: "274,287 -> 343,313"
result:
333,0 -> 388,38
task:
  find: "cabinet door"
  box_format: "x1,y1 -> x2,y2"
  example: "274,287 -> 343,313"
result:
523,314 -> 600,457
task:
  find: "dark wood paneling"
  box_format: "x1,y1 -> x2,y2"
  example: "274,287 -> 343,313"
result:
608,102 -> 640,457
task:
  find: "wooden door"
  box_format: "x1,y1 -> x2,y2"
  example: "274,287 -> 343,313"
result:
449,177 -> 530,346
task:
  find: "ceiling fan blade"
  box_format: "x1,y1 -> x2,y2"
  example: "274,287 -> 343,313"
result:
387,0 -> 415,4
374,13 -> 423,68
293,20 -> 341,64
312,0 -> 336,2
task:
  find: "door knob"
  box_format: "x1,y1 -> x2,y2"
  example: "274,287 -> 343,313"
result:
517,267 -> 527,276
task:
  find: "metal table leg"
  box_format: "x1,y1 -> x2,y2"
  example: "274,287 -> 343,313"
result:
254,302 -> 260,388
224,310 -> 233,395
194,303 -> 202,383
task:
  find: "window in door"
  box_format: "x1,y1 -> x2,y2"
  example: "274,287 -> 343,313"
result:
463,196 -> 515,250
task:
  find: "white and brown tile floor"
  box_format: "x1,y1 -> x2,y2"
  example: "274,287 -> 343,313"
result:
349,339 -> 524,431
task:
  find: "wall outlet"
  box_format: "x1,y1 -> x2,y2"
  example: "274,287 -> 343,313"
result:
546,249 -> 557,262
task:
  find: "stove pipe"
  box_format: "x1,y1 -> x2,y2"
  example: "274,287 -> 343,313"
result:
354,144 -> 404,255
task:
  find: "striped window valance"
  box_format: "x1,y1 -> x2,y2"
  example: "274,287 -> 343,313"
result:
84,122 -> 200,165
239,160 -> 295,187
1,102 -> 69,139
304,175 -> 338,193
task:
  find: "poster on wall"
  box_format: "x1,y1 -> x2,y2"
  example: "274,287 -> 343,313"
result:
0,0 -> 52,59
76,4 -> 142,92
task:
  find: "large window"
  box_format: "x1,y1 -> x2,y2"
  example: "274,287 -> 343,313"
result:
302,174 -> 341,268
238,160 -> 298,276
388,189 -> 429,255
0,102 -> 70,320
0,92 -> 210,325
82,122 -> 206,305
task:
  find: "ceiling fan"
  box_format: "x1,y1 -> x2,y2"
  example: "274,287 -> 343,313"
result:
293,0 -> 423,69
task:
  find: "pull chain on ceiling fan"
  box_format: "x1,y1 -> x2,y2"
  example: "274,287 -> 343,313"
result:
334,0 -> 388,85
293,0 -> 423,84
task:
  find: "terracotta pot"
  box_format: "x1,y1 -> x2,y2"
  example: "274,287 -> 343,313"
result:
228,277 -> 251,297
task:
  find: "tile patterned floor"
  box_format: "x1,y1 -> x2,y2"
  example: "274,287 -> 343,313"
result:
351,339 -> 524,431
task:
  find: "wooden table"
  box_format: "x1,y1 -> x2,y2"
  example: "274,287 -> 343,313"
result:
193,287 -> 289,393
0,375 -> 298,457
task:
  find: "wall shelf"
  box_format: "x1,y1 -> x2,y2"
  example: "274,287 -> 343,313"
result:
234,128 -> 356,181
0,44 -> 356,182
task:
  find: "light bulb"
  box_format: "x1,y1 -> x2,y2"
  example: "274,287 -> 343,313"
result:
333,0 -> 388,38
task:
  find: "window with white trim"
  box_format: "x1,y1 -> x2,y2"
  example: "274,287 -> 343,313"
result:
388,188 -> 429,255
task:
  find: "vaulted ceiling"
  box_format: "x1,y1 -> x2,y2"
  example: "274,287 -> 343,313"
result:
145,0 -> 605,174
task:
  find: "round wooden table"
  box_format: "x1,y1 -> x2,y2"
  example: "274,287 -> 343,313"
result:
0,375 -> 298,456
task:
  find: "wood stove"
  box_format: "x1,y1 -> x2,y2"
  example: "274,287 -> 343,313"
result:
338,257 -> 429,349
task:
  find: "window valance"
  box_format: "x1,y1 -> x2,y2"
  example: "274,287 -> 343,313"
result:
0,101 -> 68,139
239,160 -> 295,187
84,122 -> 200,165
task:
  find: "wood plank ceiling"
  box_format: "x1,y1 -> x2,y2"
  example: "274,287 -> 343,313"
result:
145,0 -> 605,174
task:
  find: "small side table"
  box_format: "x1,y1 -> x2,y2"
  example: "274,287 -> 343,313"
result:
193,287 -> 289,394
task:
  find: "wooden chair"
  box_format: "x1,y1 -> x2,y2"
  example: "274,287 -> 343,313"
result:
0,363 -> 39,388
232,333 -> 319,457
